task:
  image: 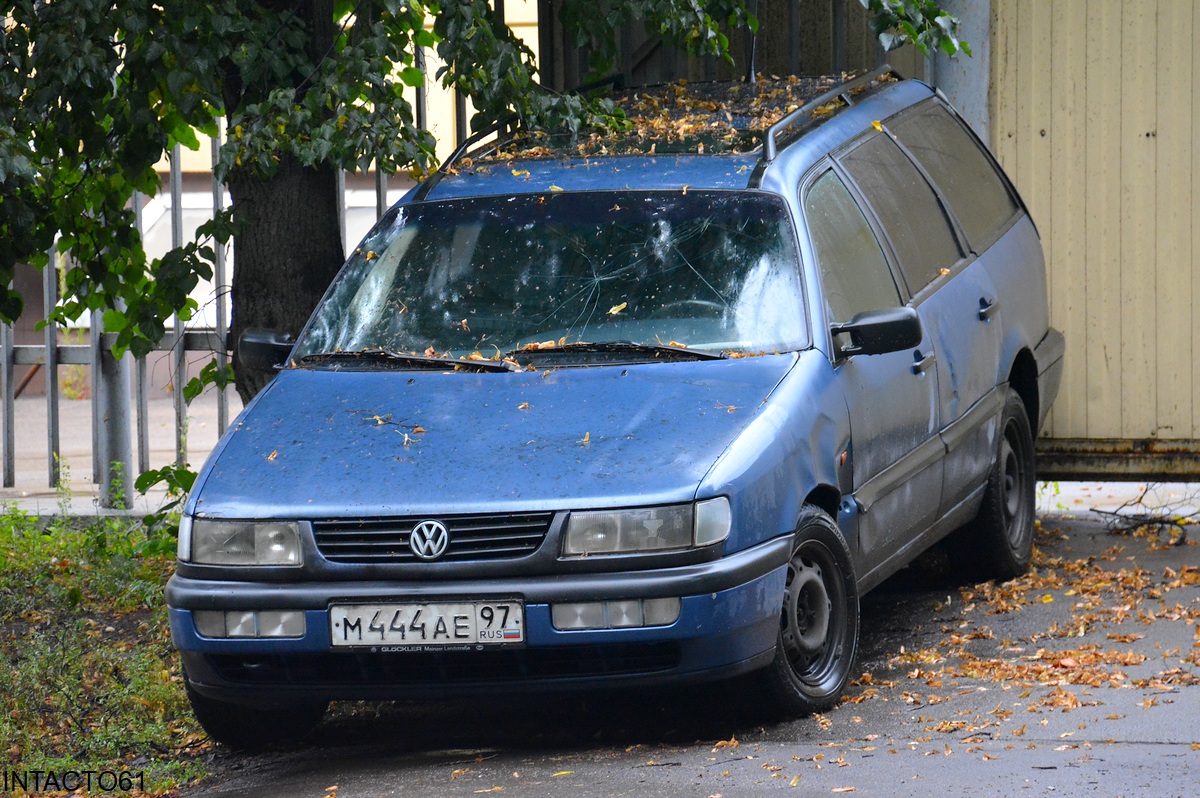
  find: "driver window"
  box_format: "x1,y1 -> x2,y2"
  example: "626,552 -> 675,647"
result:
804,170 -> 902,324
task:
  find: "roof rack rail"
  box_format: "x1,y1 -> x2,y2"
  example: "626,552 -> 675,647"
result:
759,65 -> 900,163
410,74 -> 628,203
411,115 -> 518,202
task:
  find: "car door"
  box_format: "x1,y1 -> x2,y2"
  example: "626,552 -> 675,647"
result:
802,168 -> 942,580
887,100 -> 1026,511
839,130 -> 1001,518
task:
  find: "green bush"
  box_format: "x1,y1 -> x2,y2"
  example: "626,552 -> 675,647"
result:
0,505 -> 207,793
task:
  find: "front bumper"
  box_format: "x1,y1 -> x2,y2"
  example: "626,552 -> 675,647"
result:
169,536 -> 791,705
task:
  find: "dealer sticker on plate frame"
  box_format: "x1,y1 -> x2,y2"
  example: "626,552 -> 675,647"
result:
330,601 -> 524,650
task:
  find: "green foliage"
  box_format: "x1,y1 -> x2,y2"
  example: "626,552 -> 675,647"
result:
0,506 -> 204,789
859,0 -> 972,57
3,0 -> 967,360
135,354 -> 226,544
136,461 -> 197,548
2,0 -> 437,358
182,357 -> 236,404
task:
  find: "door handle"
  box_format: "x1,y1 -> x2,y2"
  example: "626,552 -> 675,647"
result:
912,349 -> 935,375
978,296 -> 999,321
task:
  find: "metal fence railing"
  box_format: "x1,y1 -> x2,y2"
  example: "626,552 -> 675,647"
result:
1,138 -> 236,509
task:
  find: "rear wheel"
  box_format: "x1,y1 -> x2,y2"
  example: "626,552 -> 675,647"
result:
185,682 -> 327,750
753,506 -> 858,717
951,388 -> 1036,581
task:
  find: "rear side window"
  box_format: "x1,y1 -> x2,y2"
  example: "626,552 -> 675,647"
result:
890,101 -> 1019,250
804,170 -> 901,324
840,134 -> 962,294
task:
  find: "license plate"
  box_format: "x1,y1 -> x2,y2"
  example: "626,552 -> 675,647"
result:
330,601 -> 524,649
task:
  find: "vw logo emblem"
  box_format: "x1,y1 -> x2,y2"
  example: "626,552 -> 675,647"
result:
409,520 -> 450,560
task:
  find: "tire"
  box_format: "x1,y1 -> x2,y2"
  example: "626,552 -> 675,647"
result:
185,682 -> 327,750
953,387 -> 1037,581
752,506 -> 859,717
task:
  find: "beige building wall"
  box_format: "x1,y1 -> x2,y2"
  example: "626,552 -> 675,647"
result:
991,0 -> 1200,444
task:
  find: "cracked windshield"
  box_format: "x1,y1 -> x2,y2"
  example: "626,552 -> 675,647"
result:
294,190 -> 806,365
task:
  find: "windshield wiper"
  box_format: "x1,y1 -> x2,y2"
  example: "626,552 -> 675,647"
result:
297,349 -> 521,373
505,340 -> 726,365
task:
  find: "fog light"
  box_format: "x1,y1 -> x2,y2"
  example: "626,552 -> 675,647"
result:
642,597 -> 682,626
192,609 -> 307,639
193,610 -> 225,637
551,597 -> 682,630
552,602 -> 606,630
226,611 -> 257,637
258,610 -> 306,638
606,600 -> 643,628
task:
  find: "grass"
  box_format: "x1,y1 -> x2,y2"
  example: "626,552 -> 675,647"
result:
0,503 -> 207,795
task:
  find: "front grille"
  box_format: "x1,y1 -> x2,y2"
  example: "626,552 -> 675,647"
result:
208,644 -> 681,686
312,512 -> 554,563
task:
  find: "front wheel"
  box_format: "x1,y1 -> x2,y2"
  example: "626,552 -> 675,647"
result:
752,506 -> 859,717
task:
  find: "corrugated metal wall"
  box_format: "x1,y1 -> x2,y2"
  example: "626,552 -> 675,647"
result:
991,0 -> 1200,476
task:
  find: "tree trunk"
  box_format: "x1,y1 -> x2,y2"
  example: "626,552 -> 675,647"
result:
228,155 -> 343,401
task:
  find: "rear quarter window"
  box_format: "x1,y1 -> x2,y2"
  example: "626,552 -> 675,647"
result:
889,100 -> 1020,251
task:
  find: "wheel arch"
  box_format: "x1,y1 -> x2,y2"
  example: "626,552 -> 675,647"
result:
1008,348 -> 1039,436
803,484 -> 842,523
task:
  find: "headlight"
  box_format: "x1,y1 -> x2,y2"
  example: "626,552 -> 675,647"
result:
562,498 -> 730,556
184,518 -> 303,566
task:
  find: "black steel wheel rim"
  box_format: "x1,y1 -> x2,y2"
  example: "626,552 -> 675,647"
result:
1000,416 -> 1032,549
780,539 -> 847,689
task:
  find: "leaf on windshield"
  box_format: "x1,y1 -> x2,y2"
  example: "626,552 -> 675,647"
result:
517,402 -> 530,410
579,432 -> 590,445
511,169 -> 530,178
607,302 -> 627,316
549,185 -> 564,192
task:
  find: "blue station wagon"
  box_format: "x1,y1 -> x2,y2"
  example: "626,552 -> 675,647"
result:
168,69 -> 1065,748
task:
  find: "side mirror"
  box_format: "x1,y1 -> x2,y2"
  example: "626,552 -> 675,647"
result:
239,328 -> 295,373
830,306 -> 922,357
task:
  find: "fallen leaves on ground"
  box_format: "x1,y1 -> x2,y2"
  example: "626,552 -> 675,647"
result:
839,523 -> 1200,738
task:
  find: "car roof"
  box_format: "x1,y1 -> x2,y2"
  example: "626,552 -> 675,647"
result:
412,69 -> 937,203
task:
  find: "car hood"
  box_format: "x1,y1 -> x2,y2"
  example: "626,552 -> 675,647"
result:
190,355 -> 798,519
